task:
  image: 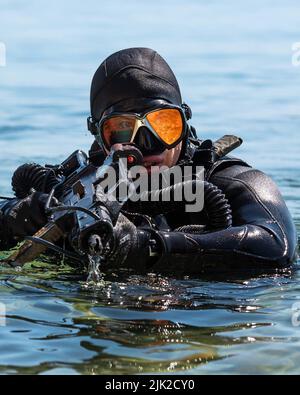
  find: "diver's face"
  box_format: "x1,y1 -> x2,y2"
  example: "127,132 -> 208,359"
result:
142,142 -> 182,170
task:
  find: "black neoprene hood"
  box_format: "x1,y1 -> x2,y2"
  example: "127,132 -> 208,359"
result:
90,47 -> 183,120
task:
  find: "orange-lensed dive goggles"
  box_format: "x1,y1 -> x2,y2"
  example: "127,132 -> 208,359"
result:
88,105 -> 188,152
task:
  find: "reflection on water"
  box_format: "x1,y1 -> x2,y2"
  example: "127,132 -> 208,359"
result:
1,262 -> 300,374
1,0 -> 300,375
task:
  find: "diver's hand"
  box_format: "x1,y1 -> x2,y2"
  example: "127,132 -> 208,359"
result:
102,213 -> 161,271
2,192 -> 49,240
103,213 -> 138,266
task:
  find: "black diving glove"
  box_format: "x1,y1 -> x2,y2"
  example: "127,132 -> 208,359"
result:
0,192 -> 49,249
102,213 -> 162,271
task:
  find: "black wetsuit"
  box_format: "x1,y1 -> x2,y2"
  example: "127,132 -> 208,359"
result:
0,138 -> 298,274
146,156 -> 298,274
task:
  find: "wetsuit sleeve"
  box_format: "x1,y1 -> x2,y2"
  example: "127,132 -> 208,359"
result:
0,199 -> 17,250
133,165 -> 298,274
0,194 -> 49,251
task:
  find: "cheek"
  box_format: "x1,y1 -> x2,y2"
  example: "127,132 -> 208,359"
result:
162,143 -> 182,167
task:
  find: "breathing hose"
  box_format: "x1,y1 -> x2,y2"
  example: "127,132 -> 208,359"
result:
124,180 -> 232,230
11,163 -> 60,198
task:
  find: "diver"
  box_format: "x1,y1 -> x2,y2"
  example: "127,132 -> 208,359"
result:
0,48 -> 298,274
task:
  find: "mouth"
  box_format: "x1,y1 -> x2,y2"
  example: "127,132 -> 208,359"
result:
142,153 -> 165,172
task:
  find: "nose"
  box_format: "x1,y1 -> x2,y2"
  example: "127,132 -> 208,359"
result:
134,126 -> 166,155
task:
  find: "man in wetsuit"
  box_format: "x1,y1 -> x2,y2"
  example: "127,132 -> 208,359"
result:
0,48 -> 297,274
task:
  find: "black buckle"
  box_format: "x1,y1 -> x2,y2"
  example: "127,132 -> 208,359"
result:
87,116 -> 98,135
182,103 -> 192,120
192,139 -> 218,170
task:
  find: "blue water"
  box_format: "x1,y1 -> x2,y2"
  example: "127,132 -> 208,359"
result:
1,0 -> 300,374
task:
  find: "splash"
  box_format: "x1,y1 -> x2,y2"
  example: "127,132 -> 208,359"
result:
83,254 -> 105,288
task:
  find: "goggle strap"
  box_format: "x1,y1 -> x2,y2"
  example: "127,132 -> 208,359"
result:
87,116 -> 98,135
182,103 -> 192,120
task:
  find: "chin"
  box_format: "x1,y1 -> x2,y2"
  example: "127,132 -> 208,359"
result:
146,165 -> 161,175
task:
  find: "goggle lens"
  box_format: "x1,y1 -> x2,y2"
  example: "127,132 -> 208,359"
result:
146,108 -> 183,146
102,116 -> 135,147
